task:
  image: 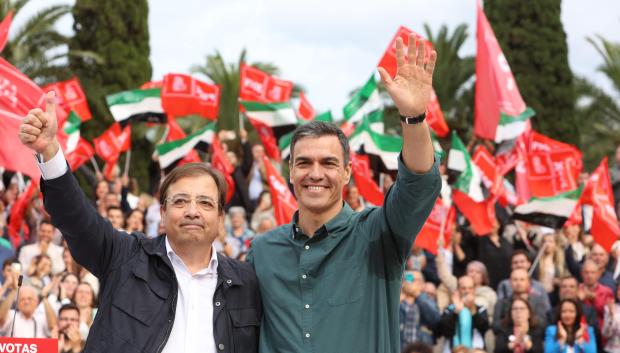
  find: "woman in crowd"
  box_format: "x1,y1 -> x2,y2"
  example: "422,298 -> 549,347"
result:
24,254 -> 53,294
250,190 -> 274,231
544,298 -> 596,353
72,282 -> 98,329
125,208 -> 145,233
602,287 -> 620,352
494,297 -> 544,353
534,233 -> 566,306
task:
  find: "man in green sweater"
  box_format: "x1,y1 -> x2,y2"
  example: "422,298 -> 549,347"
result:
247,34 -> 441,353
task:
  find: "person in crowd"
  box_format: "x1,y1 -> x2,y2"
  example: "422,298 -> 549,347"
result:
72,282 -> 97,330
533,233 -> 566,306
602,285 -> 620,352
23,254 -> 53,294
43,272 -> 80,314
250,190 -> 274,231
226,206 -> 255,249
246,143 -> 268,207
494,297 -> 544,353
0,259 -> 20,296
253,214 -> 277,235
0,272 -> 57,337
18,220 -> 65,275
497,250 -> 551,312
475,220 -> 513,290
579,259 -> 614,330
247,35 -> 440,353
105,206 -> 125,230
93,180 -> 109,216
53,304 -> 85,353
407,244 -> 440,287
544,298 -> 597,353
437,275 -> 489,352
494,269 -> 550,331
400,270 -> 441,347
563,224 -> 588,265
567,244 -> 616,293
18,92 -> 262,352
125,208 -> 145,233
225,128 -> 253,213
345,184 -> 365,211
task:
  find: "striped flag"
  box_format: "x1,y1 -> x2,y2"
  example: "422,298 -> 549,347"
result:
343,74 -> 383,125
106,88 -> 166,125
156,123 -> 216,169
349,114 -> 401,171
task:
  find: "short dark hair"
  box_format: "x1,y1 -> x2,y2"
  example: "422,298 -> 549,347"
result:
290,121 -> 350,165
58,303 -> 80,317
401,342 -> 432,353
106,206 -> 123,214
511,249 -> 531,262
159,163 -> 227,214
39,220 -> 54,229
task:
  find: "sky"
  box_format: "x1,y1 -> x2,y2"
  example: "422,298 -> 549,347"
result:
15,0 -> 620,117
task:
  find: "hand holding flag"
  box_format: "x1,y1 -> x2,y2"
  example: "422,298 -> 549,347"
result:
377,34 -> 437,117
19,91 -> 60,160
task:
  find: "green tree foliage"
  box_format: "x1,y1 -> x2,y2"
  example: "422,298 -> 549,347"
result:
69,0 -> 152,188
1,0 -> 100,84
484,0 -> 578,145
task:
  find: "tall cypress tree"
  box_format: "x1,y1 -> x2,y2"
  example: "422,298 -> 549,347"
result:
70,0 -> 153,187
484,0 -> 578,145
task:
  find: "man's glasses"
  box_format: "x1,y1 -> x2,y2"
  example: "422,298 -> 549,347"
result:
166,194 -> 217,211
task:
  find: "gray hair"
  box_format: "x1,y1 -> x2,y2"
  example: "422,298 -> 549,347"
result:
290,121 -> 350,165
228,206 -> 247,217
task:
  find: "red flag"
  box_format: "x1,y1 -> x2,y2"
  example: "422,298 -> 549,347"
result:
0,109 -> 42,179
93,123 -> 131,162
582,158 -> 620,252
340,121 -> 356,137
452,190 -> 496,236
426,89 -> 450,137
42,77 -> 92,121
525,131 -> 582,197
161,73 -> 220,120
474,2 -> 530,140
415,199 -> 455,255
472,145 -> 502,196
211,136 -> 235,203
0,57 -> 67,125
239,64 -> 293,103
66,138 -> 95,171
263,156 -> 297,225
8,182 -> 37,248
248,118 -> 281,162
297,92 -> 315,120
165,119 -> 201,164
0,11 -> 13,53
350,153 -> 383,206
103,154 -> 119,181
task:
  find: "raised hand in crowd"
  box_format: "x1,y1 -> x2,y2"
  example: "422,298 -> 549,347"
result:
18,91 -> 59,159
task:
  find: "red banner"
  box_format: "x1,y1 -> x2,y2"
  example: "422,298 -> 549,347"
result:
66,138 -> 95,171
0,337 -> 58,353
93,123 -> 131,162
239,64 -> 292,103
263,156 -> 297,225
525,131 -> 582,198
415,199 -> 455,255
248,118 -> 281,162
0,11 -> 13,53
43,77 -> 92,121
452,190 -> 497,236
8,182 -> 37,247
211,136 -> 235,203
350,153 -> 383,206
297,92 -> 315,120
161,73 -> 220,120
426,89 -> 449,137
0,58 -> 68,127
582,158 -> 620,252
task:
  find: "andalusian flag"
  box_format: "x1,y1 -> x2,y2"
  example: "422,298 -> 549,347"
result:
349,114 -> 401,170
513,187 -> 583,229
279,131 -> 293,161
314,110 -> 334,123
156,122 -> 216,169
343,74 -> 383,125
106,88 -> 166,125
62,111 -> 81,152
241,101 -> 298,161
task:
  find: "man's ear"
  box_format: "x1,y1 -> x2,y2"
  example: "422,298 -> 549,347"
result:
344,161 -> 352,183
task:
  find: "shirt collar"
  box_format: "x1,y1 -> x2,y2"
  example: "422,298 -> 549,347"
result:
165,236 -> 218,274
292,203 -> 355,240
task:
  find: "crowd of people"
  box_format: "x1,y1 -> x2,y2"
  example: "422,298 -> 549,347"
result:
0,136 -> 619,352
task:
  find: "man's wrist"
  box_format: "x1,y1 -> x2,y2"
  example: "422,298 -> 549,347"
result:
40,140 -> 60,162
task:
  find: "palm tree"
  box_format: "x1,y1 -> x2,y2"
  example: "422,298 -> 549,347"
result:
423,23 -> 475,133
191,49 -> 301,132
1,0 -> 101,85
575,34 -> 620,169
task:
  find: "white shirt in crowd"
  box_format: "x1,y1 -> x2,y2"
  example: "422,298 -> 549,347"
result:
0,310 -> 49,338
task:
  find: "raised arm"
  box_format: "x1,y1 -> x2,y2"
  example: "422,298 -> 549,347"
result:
378,35 -> 437,174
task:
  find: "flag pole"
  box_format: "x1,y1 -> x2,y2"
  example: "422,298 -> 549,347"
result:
90,157 -> 101,175
124,150 -> 132,177
528,242 -> 547,277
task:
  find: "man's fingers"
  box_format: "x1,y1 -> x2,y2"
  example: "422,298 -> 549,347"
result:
24,113 -> 43,129
21,124 -> 41,136
407,34 -> 417,61
19,132 -> 37,143
425,50 -> 438,76
45,91 -> 57,118
395,37 -> 405,68
377,67 -> 393,86
28,109 -> 47,128
415,40 -> 425,67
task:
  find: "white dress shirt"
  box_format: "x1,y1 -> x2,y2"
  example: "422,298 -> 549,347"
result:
37,148 -> 219,353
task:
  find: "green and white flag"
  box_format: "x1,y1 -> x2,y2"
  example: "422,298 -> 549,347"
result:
431,131 -> 445,161
513,186 -> 583,229
447,132 -> 485,202
343,74 -> 383,125
156,122 -> 216,169
349,114 -> 401,170
279,130 -> 293,161
240,101 -> 297,127
106,88 -> 166,124
314,110 -> 334,123
63,111 -> 82,153
494,108 -> 535,143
